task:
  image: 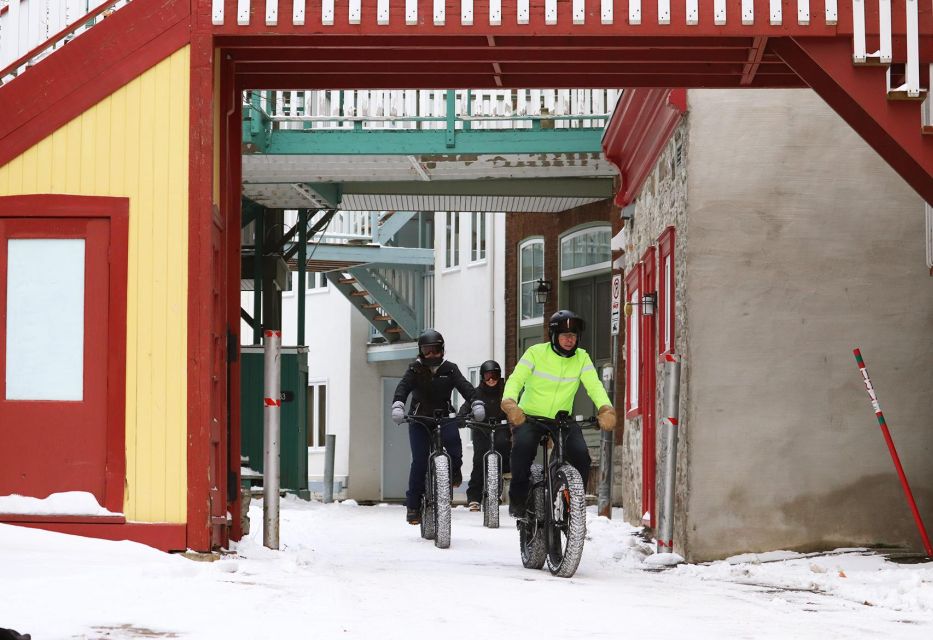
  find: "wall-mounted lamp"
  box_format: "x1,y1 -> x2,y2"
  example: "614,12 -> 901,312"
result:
623,292 -> 656,317
535,279 -> 553,305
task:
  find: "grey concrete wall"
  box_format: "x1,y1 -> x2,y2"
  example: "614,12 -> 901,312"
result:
684,89 -> 933,561
346,313 -> 407,501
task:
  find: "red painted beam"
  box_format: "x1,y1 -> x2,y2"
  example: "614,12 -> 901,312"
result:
8,521 -> 187,551
770,37 -> 933,203
602,88 -> 687,206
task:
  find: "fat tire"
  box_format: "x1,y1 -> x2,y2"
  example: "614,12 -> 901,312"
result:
482,454 -> 500,529
546,464 -> 587,578
420,463 -> 436,541
519,464 -> 547,569
433,455 -> 452,549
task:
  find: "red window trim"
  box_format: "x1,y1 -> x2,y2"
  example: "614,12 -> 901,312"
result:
0,194 -> 129,515
658,226 -> 676,355
624,262 -> 643,419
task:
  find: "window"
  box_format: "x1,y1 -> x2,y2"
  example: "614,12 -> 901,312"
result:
285,272 -> 328,297
307,382 -> 327,448
560,226 -> 611,278
658,227 -> 676,354
453,366 -> 481,411
471,212 -> 487,262
519,238 -> 544,326
445,212 -> 460,269
624,263 -> 642,417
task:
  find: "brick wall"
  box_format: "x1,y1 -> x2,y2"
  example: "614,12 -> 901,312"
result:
504,199 -> 620,373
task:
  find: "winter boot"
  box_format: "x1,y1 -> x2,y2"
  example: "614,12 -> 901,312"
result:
406,507 -> 421,525
451,468 -> 463,488
468,501 -> 481,512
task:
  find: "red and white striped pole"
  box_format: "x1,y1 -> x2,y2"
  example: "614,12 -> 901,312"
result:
853,348 -> 932,557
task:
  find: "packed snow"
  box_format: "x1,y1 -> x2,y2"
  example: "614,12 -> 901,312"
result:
0,491 -> 119,516
1,497 -> 931,639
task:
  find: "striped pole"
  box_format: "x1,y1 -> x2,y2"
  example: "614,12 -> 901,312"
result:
853,348 -> 932,557
263,329 -> 282,550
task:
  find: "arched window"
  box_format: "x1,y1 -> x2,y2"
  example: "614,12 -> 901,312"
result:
519,238 -> 544,326
560,225 -> 611,279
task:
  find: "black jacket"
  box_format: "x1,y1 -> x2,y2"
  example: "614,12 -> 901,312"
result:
458,379 -> 505,421
394,358 -> 476,418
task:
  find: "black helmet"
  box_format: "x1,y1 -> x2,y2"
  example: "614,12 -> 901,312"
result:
548,310 -> 585,357
417,329 -> 445,366
479,360 -> 502,381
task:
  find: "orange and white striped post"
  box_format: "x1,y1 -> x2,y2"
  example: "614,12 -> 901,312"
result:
853,348 -> 932,557
263,329 -> 282,550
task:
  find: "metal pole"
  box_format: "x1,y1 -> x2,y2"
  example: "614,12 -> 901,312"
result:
597,336 -> 617,519
323,434 -> 336,503
657,354 -> 681,554
262,329 -> 281,550
853,348 -> 933,557
252,210 -> 264,345
297,209 -> 307,346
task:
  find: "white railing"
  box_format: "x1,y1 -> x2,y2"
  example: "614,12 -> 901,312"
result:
308,210 -> 373,243
214,0 -> 840,27
0,0 -> 129,84
249,89 -> 620,132
852,0 -> 921,97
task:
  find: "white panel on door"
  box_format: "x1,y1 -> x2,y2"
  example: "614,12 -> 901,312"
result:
6,239 -> 85,401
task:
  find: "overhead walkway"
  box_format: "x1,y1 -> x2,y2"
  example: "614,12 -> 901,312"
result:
240,88 -> 620,360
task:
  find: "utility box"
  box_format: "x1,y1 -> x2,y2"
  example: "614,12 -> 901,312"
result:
240,345 -> 309,498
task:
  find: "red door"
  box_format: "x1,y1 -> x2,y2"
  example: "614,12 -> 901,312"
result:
0,217 -> 111,506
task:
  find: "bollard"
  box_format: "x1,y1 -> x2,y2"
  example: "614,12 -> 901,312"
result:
263,329 -> 281,550
323,434 -> 336,503
656,354 -> 681,554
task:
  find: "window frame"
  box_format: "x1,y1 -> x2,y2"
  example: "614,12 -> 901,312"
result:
624,262 -> 643,418
306,380 -> 328,450
657,226 -> 676,355
470,212 -> 487,264
559,224 -> 612,280
444,212 -> 460,271
518,237 -> 545,327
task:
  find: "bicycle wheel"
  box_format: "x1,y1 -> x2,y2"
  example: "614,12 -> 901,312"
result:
432,455 -> 452,549
420,464 -> 436,541
519,464 -> 546,569
546,463 -> 587,578
482,453 -> 500,529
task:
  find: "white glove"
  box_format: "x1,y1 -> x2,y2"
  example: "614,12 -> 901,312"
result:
391,401 -> 406,425
471,400 -> 486,422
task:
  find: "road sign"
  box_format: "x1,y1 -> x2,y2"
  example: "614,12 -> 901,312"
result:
610,273 -> 622,336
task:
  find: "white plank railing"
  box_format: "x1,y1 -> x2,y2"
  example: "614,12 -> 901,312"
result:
0,0 -> 129,83
250,89 -> 621,132
851,0 -> 922,97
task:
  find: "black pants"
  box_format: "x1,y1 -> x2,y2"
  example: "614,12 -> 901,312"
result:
508,422 -> 590,507
407,422 -> 463,509
466,428 -> 512,504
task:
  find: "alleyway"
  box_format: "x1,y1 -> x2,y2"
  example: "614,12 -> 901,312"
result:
1,498 -> 931,639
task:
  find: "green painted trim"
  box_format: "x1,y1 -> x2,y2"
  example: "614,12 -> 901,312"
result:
281,242 -> 435,266
367,343 -> 419,363
250,128 -> 606,156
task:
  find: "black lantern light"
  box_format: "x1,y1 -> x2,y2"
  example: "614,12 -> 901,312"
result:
535,279 -> 553,305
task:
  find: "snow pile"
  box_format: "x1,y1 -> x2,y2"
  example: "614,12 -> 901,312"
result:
0,499 -> 930,639
0,491 -> 121,516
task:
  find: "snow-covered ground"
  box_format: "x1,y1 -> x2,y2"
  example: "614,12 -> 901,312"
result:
1,497 -> 932,639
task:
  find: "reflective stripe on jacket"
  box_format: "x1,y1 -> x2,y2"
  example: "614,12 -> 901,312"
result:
503,342 -> 610,418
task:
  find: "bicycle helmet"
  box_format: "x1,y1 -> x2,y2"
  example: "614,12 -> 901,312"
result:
479,360 -> 502,381
548,310 -> 585,357
417,329 -> 445,367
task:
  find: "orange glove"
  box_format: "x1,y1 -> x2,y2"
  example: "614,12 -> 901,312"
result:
597,405 -> 617,431
501,398 -> 526,426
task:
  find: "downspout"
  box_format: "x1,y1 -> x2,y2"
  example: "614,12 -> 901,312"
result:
489,213 -> 496,361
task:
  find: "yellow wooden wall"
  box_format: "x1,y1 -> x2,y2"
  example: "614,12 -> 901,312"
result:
0,47 -> 190,523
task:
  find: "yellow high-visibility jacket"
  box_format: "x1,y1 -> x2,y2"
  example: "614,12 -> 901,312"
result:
503,342 -> 611,419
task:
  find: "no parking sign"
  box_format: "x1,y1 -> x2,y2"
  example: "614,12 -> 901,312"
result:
610,274 -> 622,336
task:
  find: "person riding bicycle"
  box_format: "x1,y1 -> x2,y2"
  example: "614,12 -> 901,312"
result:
457,359 -> 510,512
392,329 -> 485,525
501,310 -> 616,518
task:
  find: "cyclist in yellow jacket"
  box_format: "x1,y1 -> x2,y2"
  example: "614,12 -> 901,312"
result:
501,310 -> 616,517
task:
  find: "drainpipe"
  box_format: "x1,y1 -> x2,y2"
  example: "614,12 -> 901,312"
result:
263,329 -> 282,550
488,213 -> 496,359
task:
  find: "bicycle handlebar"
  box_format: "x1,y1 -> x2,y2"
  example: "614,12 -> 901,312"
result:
403,414 -> 466,428
462,418 -> 511,433
524,414 -> 599,430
